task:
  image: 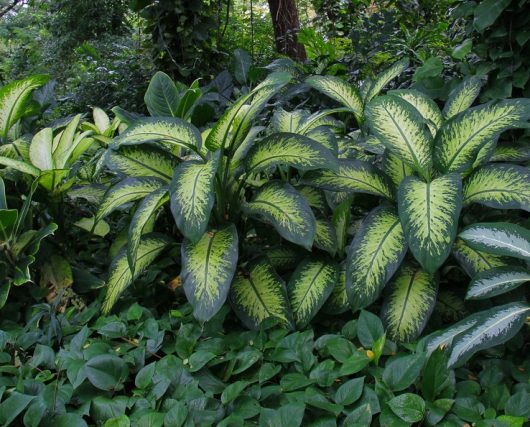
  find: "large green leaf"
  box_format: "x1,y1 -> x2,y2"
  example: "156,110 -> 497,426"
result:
447,302 -> 530,367
365,58 -> 409,103
0,75 -> 49,142
389,89 -> 443,137
205,72 -> 291,151
346,206 -> 407,311
443,76 -> 484,119
365,95 -> 433,180
288,258 -> 338,329
114,117 -> 201,153
96,177 -> 166,221
381,265 -> 438,342
127,188 -> 169,271
105,145 -> 178,181
303,159 -> 395,201
463,164 -> 530,212
473,0 -> 510,32
398,174 -> 462,273
144,71 -> 179,117
169,154 -> 220,243
29,128 -> 54,170
243,183 -> 316,250
305,75 -> 363,122
466,266 -> 530,300
102,234 -> 169,313
181,225 -> 238,322
434,99 -> 530,173
459,222 -> 530,261
245,132 -> 337,173
229,258 -> 293,330
382,151 -> 414,187
453,238 -> 510,277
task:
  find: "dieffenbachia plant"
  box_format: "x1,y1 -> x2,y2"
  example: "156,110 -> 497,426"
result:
305,67 -> 530,346
96,71 -> 347,329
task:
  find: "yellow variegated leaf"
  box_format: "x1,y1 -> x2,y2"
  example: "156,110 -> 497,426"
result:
346,206 -> 407,311
303,159 -> 395,201
288,258 -> 338,329
463,164 -> 530,212
230,259 -> 293,330
443,76 -> 484,119
382,151 -> 414,187
381,265 -> 438,342
389,89 -> 443,137
245,132 -> 337,173
398,174 -> 463,273
490,144 -> 530,162
364,58 -> 409,103
453,237 -> 510,277
264,246 -> 302,272
243,183 -> 316,249
0,156 -> 40,176
332,197 -> 352,257
181,225 -> 239,322
314,218 -> 338,256
305,126 -> 338,156
105,145 -> 178,181
322,264 -> 349,314
434,99 -> 530,173
365,95 -> 433,180
102,233 -> 169,313
169,153 -> 220,242
53,114 -> 82,168
96,177 -> 166,221
271,108 -> 308,133
305,75 -> 363,122
297,186 -> 327,213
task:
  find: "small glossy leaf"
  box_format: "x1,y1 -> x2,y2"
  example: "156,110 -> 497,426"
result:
388,393 -> 425,423
381,265 -> 438,342
466,267 -> 530,300
346,206 -> 407,311
169,154 -> 219,242
230,258 -> 293,330
463,164 -> 530,212
448,302 -> 530,367
288,258 -> 338,329
383,352 -> 426,392
398,174 -> 462,272
303,159 -> 395,201
459,222 -> 530,261
85,354 -> 128,391
243,183 -> 316,250
181,225 -> 238,322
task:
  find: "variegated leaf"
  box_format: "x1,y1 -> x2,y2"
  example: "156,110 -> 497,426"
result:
271,108 -> 308,133
127,188 -> 169,271
463,164 -> 530,212
0,75 -> 49,142
181,225 -> 239,322
314,218 -> 338,256
244,132 -> 337,173
365,95 -> 433,180
447,302 -> 530,367
169,153 -> 220,242
96,177 -> 166,221
453,238 -> 510,277
364,58 -> 409,103
206,72 -> 291,151
102,233 -> 169,313
389,89 -> 443,137
322,264 -> 349,314
398,174 -> 462,273
305,126 -> 338,156
105,145 -> 178,181
332,197 -> 352,257
382,151 -> 414,187
459,222 -> 530,261
243,183 -> 316,250
288,258 -> 338,328
264,246 -> 301,273
114,117 -> 201,153
29,128 -> 54,170
0,156 -> 40,176
466,266 -> 530,300
490,144 -> 530,163
297,186 -> 327,213
346,206 -> 407,311
53,114 -> 82,168
434,99 -> 530,173
303,159 -> 395,201
443,76 -> 484,119
305,75 -> 363,122
230,258 -> 293,330
381,265 -> 438,342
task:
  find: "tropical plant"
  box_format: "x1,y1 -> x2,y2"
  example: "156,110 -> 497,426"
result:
304,60 -> 530,361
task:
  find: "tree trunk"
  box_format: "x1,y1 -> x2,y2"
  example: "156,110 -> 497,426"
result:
267,0 -> 307,61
